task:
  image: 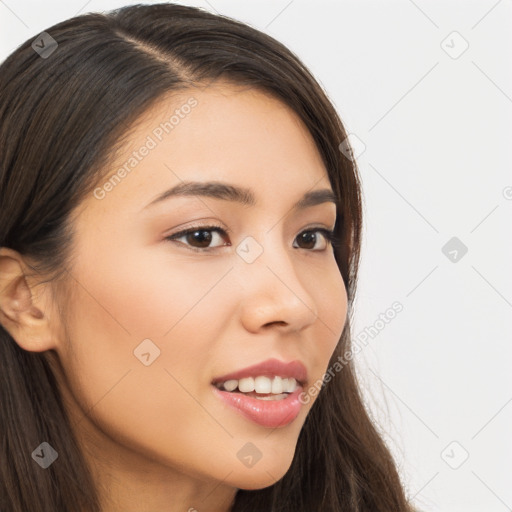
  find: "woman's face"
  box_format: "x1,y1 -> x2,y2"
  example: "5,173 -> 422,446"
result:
52,82 -> 348,493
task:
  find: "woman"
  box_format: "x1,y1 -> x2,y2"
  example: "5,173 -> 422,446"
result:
0,3 -> 415,511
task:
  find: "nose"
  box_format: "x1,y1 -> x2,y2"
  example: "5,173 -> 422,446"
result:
236,237 -> 319,334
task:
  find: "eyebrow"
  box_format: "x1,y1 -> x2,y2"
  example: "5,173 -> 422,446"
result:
144,181 -> 338,211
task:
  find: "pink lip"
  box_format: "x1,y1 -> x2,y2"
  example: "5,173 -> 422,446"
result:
211,358 -> 308,386
212,385 -> 304,428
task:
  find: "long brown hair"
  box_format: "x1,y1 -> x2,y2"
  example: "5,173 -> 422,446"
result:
0,3 -> 414,511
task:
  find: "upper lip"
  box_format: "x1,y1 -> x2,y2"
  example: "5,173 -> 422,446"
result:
211,358 -> 308,386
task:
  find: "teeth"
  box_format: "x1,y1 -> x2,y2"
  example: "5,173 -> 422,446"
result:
253,393 -> 288,401
223,379 -> 238,392
254,376 -> 271,393
271,376 -> 283,394
285,378 -> 297,393
217,376 -> 299,394
238,377 -> 255,393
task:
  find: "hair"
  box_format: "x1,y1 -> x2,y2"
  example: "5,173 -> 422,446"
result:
0,3 -> 414,511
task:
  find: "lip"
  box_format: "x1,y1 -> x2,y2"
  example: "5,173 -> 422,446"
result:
212,385 -> 304,428
211,358 -> 308,386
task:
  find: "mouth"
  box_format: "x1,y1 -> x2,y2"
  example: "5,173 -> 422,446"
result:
210,358 -> 307,403
210,359 -> 308,428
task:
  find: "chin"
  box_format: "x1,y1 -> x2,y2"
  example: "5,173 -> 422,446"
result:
230,459 -> 294,491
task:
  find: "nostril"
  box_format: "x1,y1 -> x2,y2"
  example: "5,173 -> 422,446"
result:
264,320 -> 287,328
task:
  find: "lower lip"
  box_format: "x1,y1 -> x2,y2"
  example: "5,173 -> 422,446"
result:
211,385 -> 304,428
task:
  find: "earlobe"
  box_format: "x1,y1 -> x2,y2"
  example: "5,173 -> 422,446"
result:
0,248 -> 55,352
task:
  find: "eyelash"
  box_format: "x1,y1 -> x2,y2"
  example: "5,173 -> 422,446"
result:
165,223 -> 342,253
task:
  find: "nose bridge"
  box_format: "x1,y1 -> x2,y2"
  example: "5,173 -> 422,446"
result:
235,229 -> 318,331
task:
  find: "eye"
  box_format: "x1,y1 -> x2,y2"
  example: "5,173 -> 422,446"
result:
165,224 -> 231,252
165,224 -> 340,252
293,228 -> 339,251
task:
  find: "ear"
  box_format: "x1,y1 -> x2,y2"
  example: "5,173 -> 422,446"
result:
0,247 -> 57,352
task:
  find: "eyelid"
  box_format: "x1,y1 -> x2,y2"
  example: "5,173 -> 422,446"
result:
165,222 -> 230,240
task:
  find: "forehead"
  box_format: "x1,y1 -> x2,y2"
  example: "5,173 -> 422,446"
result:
88,81 -> 332,214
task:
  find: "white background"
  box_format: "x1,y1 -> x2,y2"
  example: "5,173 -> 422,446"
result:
1,1 -> 511,510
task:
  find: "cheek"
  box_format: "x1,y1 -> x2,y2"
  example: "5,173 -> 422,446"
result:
57,254 -> 237,471
311,256 -> 348,344
326,271 -> 348,346
70,240 -> 235,339
61,246 -> 235,390
303,257 -> 348,396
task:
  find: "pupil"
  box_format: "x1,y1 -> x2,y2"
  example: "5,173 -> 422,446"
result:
189,230 -> 212,247
299,231 -> 316,249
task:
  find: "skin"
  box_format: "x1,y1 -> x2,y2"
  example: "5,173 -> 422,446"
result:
0,82 -> 348,511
